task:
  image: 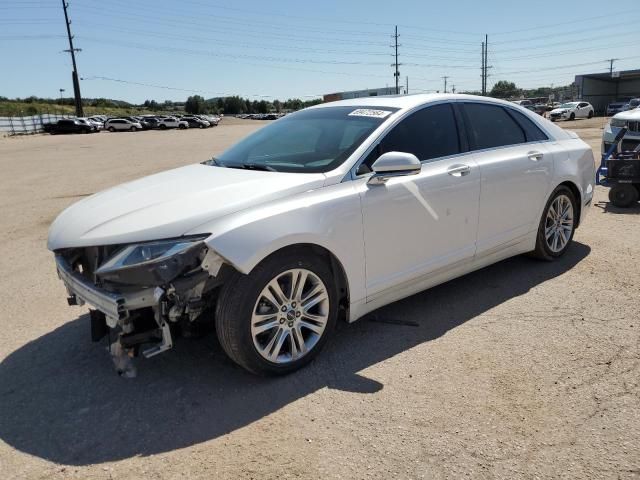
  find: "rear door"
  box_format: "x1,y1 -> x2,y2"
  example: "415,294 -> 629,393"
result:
461,102 -> 553,255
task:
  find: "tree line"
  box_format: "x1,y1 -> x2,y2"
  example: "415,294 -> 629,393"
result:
183,95 -> 322,115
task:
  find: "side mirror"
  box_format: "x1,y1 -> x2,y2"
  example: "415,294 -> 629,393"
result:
368,151 -> 421,185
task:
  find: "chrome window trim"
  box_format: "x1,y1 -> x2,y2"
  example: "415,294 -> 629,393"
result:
344,99 -> 555,182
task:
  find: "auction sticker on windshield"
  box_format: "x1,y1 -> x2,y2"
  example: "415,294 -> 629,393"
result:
348,109 -> 393,118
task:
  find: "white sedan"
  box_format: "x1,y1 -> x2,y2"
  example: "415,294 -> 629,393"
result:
48,94 -> 595,375
549,101 -> 594,121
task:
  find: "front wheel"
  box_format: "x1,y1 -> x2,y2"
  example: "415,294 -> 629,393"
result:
108,126 -> 116,132
215,250 -> 337,375
130,126 -> 137,132
569,112 -> 575,121
609,184 -> 639,208
531,186 -> 577,260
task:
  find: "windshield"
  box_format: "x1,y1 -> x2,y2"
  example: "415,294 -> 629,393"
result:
560,103 -> 577,108
208,106 -> 398,173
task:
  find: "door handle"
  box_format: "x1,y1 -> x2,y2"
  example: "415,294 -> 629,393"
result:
447,164 -> 471,176
527,151 -> 544,161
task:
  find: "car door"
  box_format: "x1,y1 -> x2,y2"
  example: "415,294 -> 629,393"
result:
461,102 -> 553,255
359,102 -> 481,299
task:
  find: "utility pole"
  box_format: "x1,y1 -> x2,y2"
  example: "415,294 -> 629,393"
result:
59,88 -> 65,103
607,58 -> 619,75
481,41 -> 485,95
442,76 -> 449,94
61,0 -> 84,117
391,26 -> 401,95
406,76 -> 409,95
452,84 -> 456,94
484,34 -> 488,95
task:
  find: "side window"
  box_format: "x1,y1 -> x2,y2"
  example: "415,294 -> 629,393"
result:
507,109 -> 549,142
378,103 -> 460,161
464,103 -> 526,150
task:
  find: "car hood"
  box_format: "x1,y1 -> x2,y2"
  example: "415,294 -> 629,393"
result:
48,164 -> 326,250
612,109 -> 640,121
550,108 -> 569,114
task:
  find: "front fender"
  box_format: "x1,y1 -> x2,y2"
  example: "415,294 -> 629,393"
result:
188,181 -> 367,304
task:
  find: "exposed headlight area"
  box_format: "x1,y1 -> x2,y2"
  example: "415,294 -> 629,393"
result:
611,118 -> 627,128
95,236 -> 209,286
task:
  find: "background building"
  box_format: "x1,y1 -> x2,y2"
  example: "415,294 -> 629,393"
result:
323,86 -> 407,103
575,69 -> 640,114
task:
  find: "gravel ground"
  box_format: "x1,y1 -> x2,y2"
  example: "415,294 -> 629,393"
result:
0,117 -> 638,479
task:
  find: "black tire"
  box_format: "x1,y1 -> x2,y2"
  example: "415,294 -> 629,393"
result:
130,126 -> 137,132
609,184 -> 639,208
159,124 -> 167,130
588,110 -> 593,119
531,185 -> 577,260
179,124 -> 186,129
550,117 -> 556,122
215,249 -> 338,375
108,126 -> 116,132
569,112 -> 575,121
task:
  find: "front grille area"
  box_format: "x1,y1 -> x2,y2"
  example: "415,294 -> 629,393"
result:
60,245 -> 123,286
627,121 -> 639,133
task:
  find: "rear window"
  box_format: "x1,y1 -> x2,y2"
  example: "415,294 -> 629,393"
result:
463,103 -> 526,150
506,109 -> 549,142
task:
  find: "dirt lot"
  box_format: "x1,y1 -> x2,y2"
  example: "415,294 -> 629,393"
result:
0,117 -> 638,479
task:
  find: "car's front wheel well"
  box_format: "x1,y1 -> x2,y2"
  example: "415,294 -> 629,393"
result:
558,181 -> 582,228
255,244 -> 350,322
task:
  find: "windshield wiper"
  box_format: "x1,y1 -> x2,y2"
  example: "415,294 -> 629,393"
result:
238,163 -> 277,172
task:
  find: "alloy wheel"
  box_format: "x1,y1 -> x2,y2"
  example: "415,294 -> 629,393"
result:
251,268 -> 329,364
544,194 -> 574,253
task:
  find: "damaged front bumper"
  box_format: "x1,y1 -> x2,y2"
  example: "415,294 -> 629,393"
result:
56,254 -> 156,324
54,242 -> 228,372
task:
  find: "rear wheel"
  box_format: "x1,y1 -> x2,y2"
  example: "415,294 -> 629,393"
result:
215,250 -> 337,375
588,110 -> 594,119
159,124 -> 167,130
531,186 -> 577,260
569,112 -> 575,121
609,184 -> 639,208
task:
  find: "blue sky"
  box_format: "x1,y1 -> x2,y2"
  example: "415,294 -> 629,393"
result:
2,0 -> 639,103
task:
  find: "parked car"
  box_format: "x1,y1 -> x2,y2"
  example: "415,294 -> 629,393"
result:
607,102 -> 627,116
45,119 -> 95,135
524,105 -> 546,116
512,100 -> 533,107
549,101 -> 594,121
86,116 -> 105,130
199,115 -> 220,126
48,94 -> 594,376
157,117 -> 189,129
139,117 -> 160,130
182,116 -> 210,128
623,98 -> 640,111
602,108 -> 640,153
75,118 -> 99,132
104,118 -> 143,132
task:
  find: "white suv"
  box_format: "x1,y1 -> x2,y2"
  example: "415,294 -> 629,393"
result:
105,118 -> 143,132
602,108 -> 640,152
549,101 -> 594,121
157,117 -> 189,130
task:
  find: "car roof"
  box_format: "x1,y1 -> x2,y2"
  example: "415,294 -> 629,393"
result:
307,93 -> 530,112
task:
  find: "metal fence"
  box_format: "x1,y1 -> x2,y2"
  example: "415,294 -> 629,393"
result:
0,112 -> 73,135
